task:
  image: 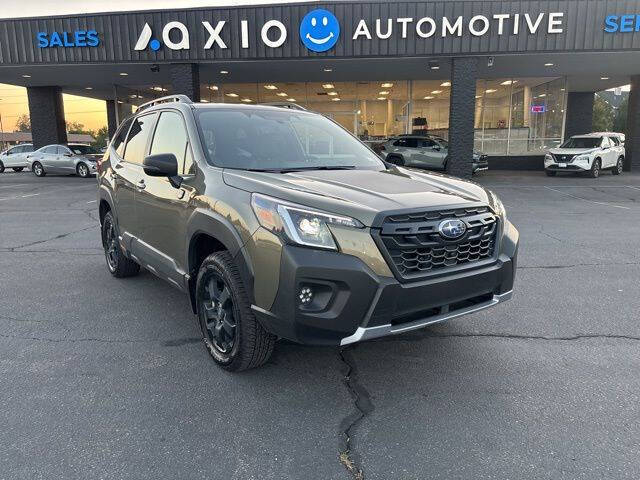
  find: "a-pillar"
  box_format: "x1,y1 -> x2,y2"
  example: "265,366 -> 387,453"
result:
447,57 -> 478,179
624,75 -> 640,171
564,92 -> 594,139
170,63 -> 201,102
26,86 -> 67,149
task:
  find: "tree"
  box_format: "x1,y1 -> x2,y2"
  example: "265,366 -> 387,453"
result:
613,97 -> 628,134
91,126 -> 109,148
592,95 -> 614,132
14,114 -> 31,132
66,121 -> 91,135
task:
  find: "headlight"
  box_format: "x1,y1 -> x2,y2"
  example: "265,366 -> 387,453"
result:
251,193 -> 364,250
487,190 -> 507,223
575,155 -> 590,163
544,153 -> 553,161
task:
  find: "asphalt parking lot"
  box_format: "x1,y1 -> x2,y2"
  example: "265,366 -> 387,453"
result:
1,169 -> 639,480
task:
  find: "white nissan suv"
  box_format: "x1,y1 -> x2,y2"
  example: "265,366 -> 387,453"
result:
545,133 -> 625,178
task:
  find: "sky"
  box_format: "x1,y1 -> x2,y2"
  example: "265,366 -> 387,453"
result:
0,84 -> 107,133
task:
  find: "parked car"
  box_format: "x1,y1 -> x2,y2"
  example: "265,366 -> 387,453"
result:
98,95 -> 518,371
544,133 -> 625,177
27,143 -> 101,178
378,134 -> 489,174
0,143 -> 34,173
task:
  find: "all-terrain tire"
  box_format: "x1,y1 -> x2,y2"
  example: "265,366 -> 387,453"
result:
612,157 -> 623,175
196,251 -> 275,371
101,211 -> 140,278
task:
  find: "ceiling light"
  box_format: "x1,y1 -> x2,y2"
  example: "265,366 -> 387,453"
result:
475,95 -> 482,99
500,80 -> 515,85
381,83 -> 394,88
430,66 -> 440,70
241,98 -> 252,102
323,68 -> 333,72
220,70 -> 229,74
287,98 -> 296,102
119,72 -> 128,76
377,97 -> 386,100
332,98 -> 341,101
423,96 -> 434,100
544,63 -> 554,67
379,91 -> 390,95
151,86 -> 167,92
538,93 -> 547,97
431,90 -> 443,94
85,87 -> 93,90
440,82 -> 451,87
428,60 -> 440,70
322,84 -> 335,89
485,89 -> 497,93
601,77 -> 610,80
22,74 -> 31,78
328,91 -> 338,96
208,85 -> 219,91
264,85 -> 278,90
201,99 -> 209,103
225,93 -> 239,97
117,100 -> 123,104
276,92 -> 288,97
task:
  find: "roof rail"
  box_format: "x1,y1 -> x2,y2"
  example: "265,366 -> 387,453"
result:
260,101 -> 307,111
137,94 -> 192,112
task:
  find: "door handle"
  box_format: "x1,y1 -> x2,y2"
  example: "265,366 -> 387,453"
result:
136,179 -> 146,190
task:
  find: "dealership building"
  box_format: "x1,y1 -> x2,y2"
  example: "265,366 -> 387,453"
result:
1,0 -> 640,176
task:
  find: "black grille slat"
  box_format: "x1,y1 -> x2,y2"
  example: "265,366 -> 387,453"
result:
378,206 -> 498,281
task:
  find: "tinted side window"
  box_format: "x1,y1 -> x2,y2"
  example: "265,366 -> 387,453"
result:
123,114 -> 158,165
9,146 -> 21,154
609,136 -> 620,146
57,146 -> 70,155
112,118 -> 133,157
43,146 -> 57,154
149,111 -> 191,175
392,139 -> 407,147
23,145 -> 34,153
405,139 -> 419,148
420,139 -> 437,148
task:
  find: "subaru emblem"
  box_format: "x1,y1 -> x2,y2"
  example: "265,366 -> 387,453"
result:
438,219 -> 467,240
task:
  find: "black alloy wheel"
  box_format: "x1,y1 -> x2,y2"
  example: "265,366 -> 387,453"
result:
201,273 -> 237,355
589,159 -> 601,179
101,211 -> 140,277
0,161 -> 4,173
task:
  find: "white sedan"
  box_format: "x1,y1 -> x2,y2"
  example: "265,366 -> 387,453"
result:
0,144 -> 34,173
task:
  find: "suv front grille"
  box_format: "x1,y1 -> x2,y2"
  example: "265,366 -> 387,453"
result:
375,206 -> 498,281
552,153 -> 575,163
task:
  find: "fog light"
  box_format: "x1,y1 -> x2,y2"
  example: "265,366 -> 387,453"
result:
299,287 -> 313,305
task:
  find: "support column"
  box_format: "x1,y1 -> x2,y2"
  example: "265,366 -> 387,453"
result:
448,57 -> 478,179
106,100 -> 118,140
26,86 -> 67,149
624,75 -> 640,172
564,92 -> 594,139
170,63 -> 200,102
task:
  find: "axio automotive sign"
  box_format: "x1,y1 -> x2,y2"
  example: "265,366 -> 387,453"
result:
132,9 -> 566,52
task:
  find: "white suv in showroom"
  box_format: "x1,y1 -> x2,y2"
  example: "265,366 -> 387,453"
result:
545,133 -> 625,178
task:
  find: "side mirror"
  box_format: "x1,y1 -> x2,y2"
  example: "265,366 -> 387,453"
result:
143,153 -> 182,188
432,145 -> 441,151
64,152 -> 73,157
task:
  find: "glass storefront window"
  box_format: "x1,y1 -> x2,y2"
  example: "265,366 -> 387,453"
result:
198,77 -> 567,157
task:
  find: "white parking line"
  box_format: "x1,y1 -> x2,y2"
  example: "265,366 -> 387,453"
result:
0,183 -> 29,189
543,186 -> 630,210
86,200 -> 97,203
626,186 -> 640,191
0,193 -> 40,201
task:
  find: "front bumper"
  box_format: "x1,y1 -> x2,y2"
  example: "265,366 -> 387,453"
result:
251,221 -> 518,346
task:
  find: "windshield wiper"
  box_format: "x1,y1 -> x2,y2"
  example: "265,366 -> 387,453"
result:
244,165 -> 357,174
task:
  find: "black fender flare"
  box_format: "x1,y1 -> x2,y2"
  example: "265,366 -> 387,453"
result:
185,208 -> 256,312
98,186 -> 115,226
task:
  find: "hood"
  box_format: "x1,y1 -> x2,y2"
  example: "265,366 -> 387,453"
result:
81,154 -> 102,161
223,167 -> 492,227
549,148 -> 597,156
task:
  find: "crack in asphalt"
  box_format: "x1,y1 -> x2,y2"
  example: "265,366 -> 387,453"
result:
338,346 -> 373,480
0,332 -> 202,346
373,332 -> 640,343
4,225 -> 96,251
518,261 -> 640,270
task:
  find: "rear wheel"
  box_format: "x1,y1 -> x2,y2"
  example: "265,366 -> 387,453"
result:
32,162 -> 45,177
76,162 -> 90,178
545,170 -> 557,177
101,211 -> 140,278
12,167 -> 24,172
589,158 -> 601,178
612,157 -> 623,175
196,251 -> 275,371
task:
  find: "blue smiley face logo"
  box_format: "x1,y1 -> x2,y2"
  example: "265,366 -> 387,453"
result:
300,9 -> 340,52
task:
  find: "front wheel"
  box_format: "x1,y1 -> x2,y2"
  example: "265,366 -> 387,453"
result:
196,251 -> 275,371
12,167 -> 24,172
612,157 -> 624,175
32,162 -> 45,177
0,161 -> 4,173
589,159 -> 601,178
76,162 -> 90,178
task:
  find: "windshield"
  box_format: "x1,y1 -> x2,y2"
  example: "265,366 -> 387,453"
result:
70,145 -> 100,155
196,108 -> 385,171
560,137 -> 601,149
